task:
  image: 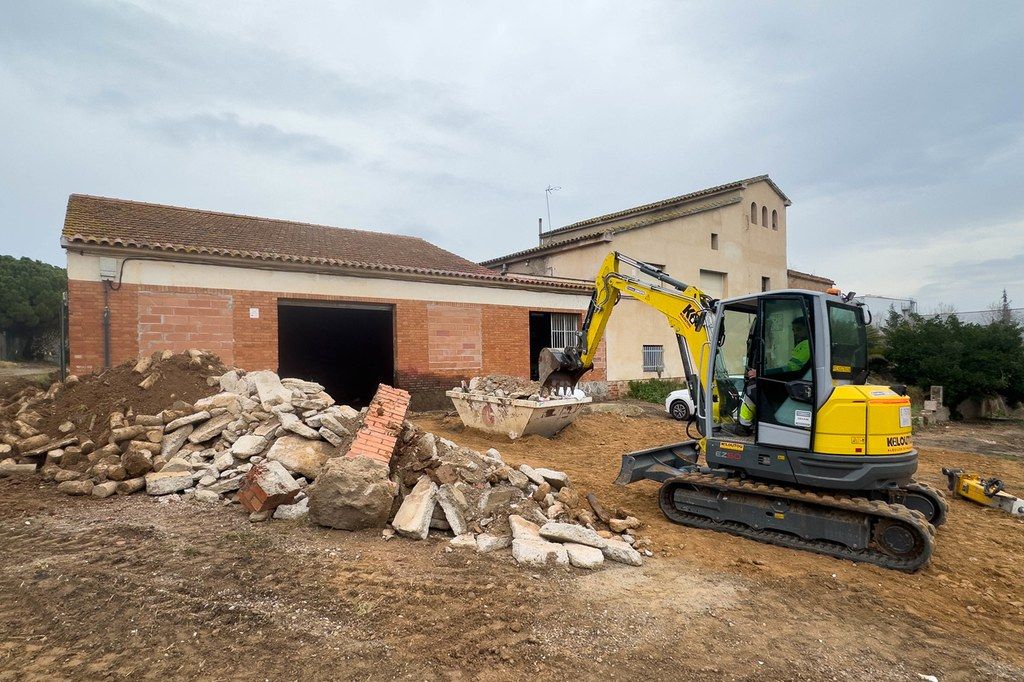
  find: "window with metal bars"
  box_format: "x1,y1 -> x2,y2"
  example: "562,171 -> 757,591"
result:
642,344 -> 664,372
550,313 -> 579,349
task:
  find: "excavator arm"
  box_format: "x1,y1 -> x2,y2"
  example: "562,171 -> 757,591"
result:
538,252 -> 719,406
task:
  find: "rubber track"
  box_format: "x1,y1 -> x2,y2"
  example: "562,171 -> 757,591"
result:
659,472 -> 935,572
903,480 -> 949,527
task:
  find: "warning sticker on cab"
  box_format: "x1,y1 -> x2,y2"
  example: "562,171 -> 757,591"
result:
899,406 -> 911,428
720,441 -> 744,452
794,410 -> 812,428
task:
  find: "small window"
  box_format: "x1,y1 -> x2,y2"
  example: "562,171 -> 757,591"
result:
761,206 -> 768,227
761,276 -> 771,292
750,202 -> 758,224
771,209 -> 779,230
550,313 -> 579,349
711,233 -> 719,250
642,345 -> 664,372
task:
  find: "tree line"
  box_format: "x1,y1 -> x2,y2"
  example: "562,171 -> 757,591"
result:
0,255 -> 67,361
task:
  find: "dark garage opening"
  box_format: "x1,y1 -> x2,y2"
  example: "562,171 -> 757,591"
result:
278,302 -> 394,408
528,311 -> 552,380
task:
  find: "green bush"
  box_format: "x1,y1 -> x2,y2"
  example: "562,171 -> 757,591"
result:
883,309 -> 1024,413
627,378 -> 686,404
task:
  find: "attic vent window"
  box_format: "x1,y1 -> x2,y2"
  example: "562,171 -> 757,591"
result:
761,206 -> 768,227
711,233 -> 719,250
772,209 -> 779,230
750,202 -> 758,224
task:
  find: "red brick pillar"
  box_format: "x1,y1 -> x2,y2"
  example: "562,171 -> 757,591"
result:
346,384 -> 411,465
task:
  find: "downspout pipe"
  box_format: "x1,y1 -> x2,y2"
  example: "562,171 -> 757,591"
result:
102,283 -> 111,370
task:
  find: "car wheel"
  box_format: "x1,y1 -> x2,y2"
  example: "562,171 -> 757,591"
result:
670,401 -> 690,421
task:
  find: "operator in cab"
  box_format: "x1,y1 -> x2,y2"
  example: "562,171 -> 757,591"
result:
738,316 -> 811,434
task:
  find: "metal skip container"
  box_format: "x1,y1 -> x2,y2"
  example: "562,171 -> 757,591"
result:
445,390 -> 592,440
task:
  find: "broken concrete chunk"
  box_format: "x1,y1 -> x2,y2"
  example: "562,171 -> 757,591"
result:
319,415 -> 351,438
250,370 -> 292,410
476,533 -> 512,553
307,456 -> 397,530
508,514 -> 542,541
392,476 -> 438,540
238,460 -> 300,513
160,424 -> 193,458
91,481 -> 118,499
534,467 -> 570,490
187,413 -> 235,444
117,477 -> 146,495
230,434 -> 267,459
539,522 -> 607,549
194,489 -> 221,504
212,451 -> 234,472
511,538 -> 569,567
0,459 -> 36,476
165,411 -> 210,431
601,538 -> 644,566
318,426 -> 346,448
145,470 -> 194,495
436,483 -> 469,536
609,516 -> 641,533
517,463 -> 546,486
111,425 -> 147,443
564,542 -> 604,569
161,457 -> 193,473
277,412 -> 321,440
58,480 -> 95,496
449,533 -> 478,550
272,497 -> 309,520
265,435 -> 332,479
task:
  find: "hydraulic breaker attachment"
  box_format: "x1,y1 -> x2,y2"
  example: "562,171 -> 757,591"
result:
614,441 -> 700,486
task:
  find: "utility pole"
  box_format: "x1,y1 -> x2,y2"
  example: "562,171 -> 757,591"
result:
544,185 -> 561,235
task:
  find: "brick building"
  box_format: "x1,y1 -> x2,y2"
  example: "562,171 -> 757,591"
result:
61,195 -> 599,407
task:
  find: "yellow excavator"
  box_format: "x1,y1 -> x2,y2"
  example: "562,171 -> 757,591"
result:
539,252 -> 946,571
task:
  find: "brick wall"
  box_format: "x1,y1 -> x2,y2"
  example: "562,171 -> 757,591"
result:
137,290 -> 235,364
66,278 -> 604,396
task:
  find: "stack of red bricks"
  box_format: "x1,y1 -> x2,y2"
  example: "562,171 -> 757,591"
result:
346,384 -> 411,465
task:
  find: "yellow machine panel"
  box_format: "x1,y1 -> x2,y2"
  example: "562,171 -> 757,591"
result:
813,386 -> 912,456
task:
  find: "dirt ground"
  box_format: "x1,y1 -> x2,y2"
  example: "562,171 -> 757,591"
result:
2,413 -> 1023,681
0,361 -> 58,402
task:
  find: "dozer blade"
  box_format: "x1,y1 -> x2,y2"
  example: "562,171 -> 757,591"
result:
614,441 -> 700,485
538,347 -> 591,394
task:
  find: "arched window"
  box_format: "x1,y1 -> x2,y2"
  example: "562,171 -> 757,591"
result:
761,206 -> 768,227
750,202 -> 758,224
771,209 -> 779,230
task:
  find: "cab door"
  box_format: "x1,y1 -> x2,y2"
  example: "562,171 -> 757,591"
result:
755,296 -> 815,450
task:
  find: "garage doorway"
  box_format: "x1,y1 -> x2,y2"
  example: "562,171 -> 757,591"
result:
529,311 -> 579,380
278,301 -> 394,408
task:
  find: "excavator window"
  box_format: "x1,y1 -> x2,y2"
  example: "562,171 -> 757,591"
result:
757,297 -> 814,431
827,303 -> 868,384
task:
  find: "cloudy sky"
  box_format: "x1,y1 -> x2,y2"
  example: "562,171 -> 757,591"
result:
2,1 -> 1021,312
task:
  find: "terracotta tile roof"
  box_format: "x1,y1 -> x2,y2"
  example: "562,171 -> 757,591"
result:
787,268 -> 835,285
61,195 -> 591,292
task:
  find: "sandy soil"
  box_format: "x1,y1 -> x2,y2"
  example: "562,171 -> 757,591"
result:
2,413 -> 1023,681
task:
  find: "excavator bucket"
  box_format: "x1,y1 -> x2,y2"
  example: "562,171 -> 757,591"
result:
538,347 -> 591,394
614,441 -> 700,485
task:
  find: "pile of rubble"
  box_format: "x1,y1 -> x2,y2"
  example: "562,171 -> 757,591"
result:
0,354 -> 647,570
452,374 -> 586,402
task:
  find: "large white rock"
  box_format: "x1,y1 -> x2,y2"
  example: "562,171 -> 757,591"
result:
278,412 -> 321,440
508,514 -> 542,540
307,456 -> 397,530
539,522 -> 607,549
160,424 -> 193,458
187,413 -> 235,444
601,538 -> 644,566
230,434 -> 267,459
476,533 -> 512,553
250,370 -> 292,410
145,470 -> 194,495
517,463 -> 546,486
392,476 -> 437,540
266,435 -> 333,479
212,451 -> 234,472
534,468 -> 570,490
512,538 -> 569,567
165,411 -> 211,431
564,542 -> 604,569
436,483 -> 469,536
273,497 -> 310,520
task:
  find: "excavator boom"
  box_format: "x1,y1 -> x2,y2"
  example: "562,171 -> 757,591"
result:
538,252 -> 717,397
